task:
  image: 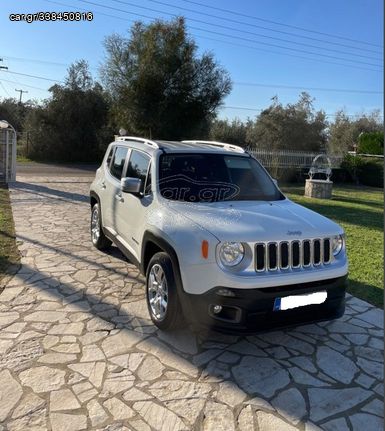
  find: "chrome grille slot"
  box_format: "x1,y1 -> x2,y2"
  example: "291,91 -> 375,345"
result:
255,243 -> 265,272
303,240 -> 311,267
291,241 -> 300,268
323,238 -> 331,263
313,239 -> 321,265
280,242 -> 289,269
268,243 -> 278,270
254,237 -> 332,272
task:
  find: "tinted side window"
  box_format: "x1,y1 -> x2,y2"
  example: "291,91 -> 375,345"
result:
110,146 -> 128,180
126,150 -> 151,194
106,147 -> 114,167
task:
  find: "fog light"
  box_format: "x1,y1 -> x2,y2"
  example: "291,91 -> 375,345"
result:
213,305 -> 222,314
216,288 -> 235,297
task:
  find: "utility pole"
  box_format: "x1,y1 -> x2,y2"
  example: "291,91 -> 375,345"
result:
15,89 -> 28,103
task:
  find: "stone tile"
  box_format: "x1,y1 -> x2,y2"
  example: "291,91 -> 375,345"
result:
103,397 -> 135,420
232,356 -> 290,397
7,407 -> 48,431
201,401 -> 235,431
38,353 -> 77,364
354,309 -> 384,328
354,346 -> 383,363
19,366 -> 66,393
123,387 -> 152,402
350,413 -> 384,430
101,369 -> 135,396
0,370 -> 23,422
228,340 -> 268,357
69,361 -> 105,388
48,323 -> 84,335
50,413 -> 87,431
134,400 -> 186,431
149,380 -> 211,402
308,387 -> 372,421
52,343 -> 81,354
255,411 -> 297,431
271,388 -> 306,425
164,399 -> 205,425
11,393 -> 46,419
356,357 -> 383,380
237,405 -> 255,430
217,351 -> 240,364
137,355 -> 165,381
157,329 -> 198,355
322,418 -> 349,431
25,311 -> 67,322
289,367 -> 330,387
80,345 -> 105,362
101,330 -> 145,357
216,381 -> 247,406
50,389 -> 81,411
137,337 -> 198,377
316,346 -> 358,384
87,399 -> 109,427
361,397 -> 383,416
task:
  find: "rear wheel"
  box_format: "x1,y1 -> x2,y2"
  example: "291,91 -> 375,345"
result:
146,252 -> 184,330
91,203 -> 111,250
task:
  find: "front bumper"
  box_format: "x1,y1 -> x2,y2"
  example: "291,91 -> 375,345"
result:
179,275 -> 347,333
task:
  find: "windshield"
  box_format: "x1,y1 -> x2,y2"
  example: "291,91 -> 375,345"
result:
158,153 -> 283,202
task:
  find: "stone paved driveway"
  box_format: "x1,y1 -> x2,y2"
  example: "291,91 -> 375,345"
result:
0,176 -> 383,431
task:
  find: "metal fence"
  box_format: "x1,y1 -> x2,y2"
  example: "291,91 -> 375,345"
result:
0,129 -> 16,182
248,148 -> 344,169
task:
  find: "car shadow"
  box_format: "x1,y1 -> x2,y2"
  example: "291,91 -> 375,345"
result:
12,181 -> 89,203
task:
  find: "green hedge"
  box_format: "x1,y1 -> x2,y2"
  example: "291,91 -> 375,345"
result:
341,154 -> 383,187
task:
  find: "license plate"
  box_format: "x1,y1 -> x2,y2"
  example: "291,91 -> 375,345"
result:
273,291 -> 327,311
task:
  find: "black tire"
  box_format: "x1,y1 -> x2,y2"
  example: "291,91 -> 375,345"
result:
146,252 -> 185,330
91,202 -> 112,250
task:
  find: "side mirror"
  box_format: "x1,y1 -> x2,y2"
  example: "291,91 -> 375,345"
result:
272,178 -> 278,186
121,177 -> 142,195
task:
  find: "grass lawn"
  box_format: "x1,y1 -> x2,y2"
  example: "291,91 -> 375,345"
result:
282,184 -> 384,308
0,185 -> 20,285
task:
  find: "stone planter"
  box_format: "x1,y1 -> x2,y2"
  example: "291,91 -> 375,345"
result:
305,179 -> 333,199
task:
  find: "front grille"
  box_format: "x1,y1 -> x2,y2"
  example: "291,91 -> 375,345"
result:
255,238 -> 332,272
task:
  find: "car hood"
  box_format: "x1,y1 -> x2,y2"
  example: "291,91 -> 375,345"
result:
163,198 -> 342,242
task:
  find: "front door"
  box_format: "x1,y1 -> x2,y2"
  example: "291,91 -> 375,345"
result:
115,149 -> 152,260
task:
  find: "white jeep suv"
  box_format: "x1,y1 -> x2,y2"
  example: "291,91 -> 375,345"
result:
90,137 -> 348,332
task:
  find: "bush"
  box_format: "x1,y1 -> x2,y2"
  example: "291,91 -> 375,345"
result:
341,154 -> 383,187
358,131 -> 384,155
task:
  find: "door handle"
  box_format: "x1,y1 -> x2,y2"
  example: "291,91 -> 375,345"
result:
100,181 -> 106,189
115,193 -> 124,202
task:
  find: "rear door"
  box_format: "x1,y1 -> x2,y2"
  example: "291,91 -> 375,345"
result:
103,145 -> 130,233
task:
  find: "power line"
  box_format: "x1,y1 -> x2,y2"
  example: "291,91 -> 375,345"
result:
2,55 -> 69,67
2,66 -> 383,96
179,0 -> 382,48
145,0 -> 382,56
46,0 -> 382,72
222,105 -> 384,118
0,81 -> 11,97
233,82 -> 383,95
0,78 -> 49,92
78,0 -> 383,69
0,70 -> 62,83
104,0 -> 382,63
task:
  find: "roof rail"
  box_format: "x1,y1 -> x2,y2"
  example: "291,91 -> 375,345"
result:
182,140 -> 245,153
116,136 -> 159,149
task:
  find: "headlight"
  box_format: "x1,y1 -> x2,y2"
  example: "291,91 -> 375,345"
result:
332,235 -> 344,256
218,242 -> 245,267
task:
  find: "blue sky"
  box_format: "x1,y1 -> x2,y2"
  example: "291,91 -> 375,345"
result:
0,0 -> 383,121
